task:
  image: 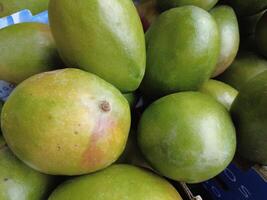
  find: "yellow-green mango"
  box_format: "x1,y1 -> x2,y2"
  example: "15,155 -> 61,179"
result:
48,164 -> 182,200
199,79 -> 238,110
1,68 -> 131,175
142,6 -> 220,97
0,136 -> 55,200
0,23 -> 62,84
210,5 -> 240,77
0,0 -> 48,17
49,0 -> 146,93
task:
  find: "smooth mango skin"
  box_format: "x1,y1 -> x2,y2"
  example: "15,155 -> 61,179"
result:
49,0 -> 146,93
157,0 -> 218,11
0,23 -> 62,84
199,79 -> 238,110
256,11 -> 267,58
49,164 -> 182,200
217,51 -> 267,90
141,6 -> 220,97
0,0 -> 48,17
210,6 -> 240,77
0,136 -> 54,200
231,71 -> 267,165
138,92 -> 236,183
1,68 -> 131,175
229,0 -> 267,16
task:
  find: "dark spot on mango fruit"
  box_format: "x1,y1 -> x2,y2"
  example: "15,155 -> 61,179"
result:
99,101 -> 111,112
3,178 -> 8,182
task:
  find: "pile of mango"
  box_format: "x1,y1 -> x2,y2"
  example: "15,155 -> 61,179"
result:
0,0 -> 267,199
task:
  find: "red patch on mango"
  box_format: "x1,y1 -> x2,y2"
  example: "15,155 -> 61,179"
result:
82,114 -> 116,169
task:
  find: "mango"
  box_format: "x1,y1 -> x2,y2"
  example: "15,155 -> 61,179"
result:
157,0 -> 218,11
48,164 -> 182,200
210,6 -> 240,77
256,11 -> 267,58
0,136 -> 54,200
217,51 -> 267,90
229,0 -> 267,16
0,23 -> 62,84
138,92 -> 236,183
0,0 -> 48,17
231,71 -> 267,165
1,68 -> 131,175
199,79 -> 238,110
141,6 -> 219,97
49,0 -> 146,92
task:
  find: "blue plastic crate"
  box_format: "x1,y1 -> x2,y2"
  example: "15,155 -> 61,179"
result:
204,163 -> 267,200
0,9 -> 49,102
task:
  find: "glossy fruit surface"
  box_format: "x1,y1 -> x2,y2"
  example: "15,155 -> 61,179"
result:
49,0 -> 146,92
48,164 -> 182,200
138,92 -> 236,183
199,79 -> 238,110
0,136 -> 54,200
1,68 -> 130,175
142,6 -> 219,96
0,23 -> 61,84
210,5 -> 239,77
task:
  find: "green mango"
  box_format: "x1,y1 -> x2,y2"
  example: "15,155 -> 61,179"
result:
141,6 -> 220,97
1,68 -> 131,175
157,0 -> 218,11
0,23 -> 62,84
199,79 -> 238,110
138,92 -> 236,183
48,164 -> 182,200
217,51 -> 267,90
256,11 -> 267,58
0,136 -> 55,200
231,71 -> 267,164
0,0 -> 48,17
49,0 -> 146,93
210,6 -> 240,77
229,0 -> 267,16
